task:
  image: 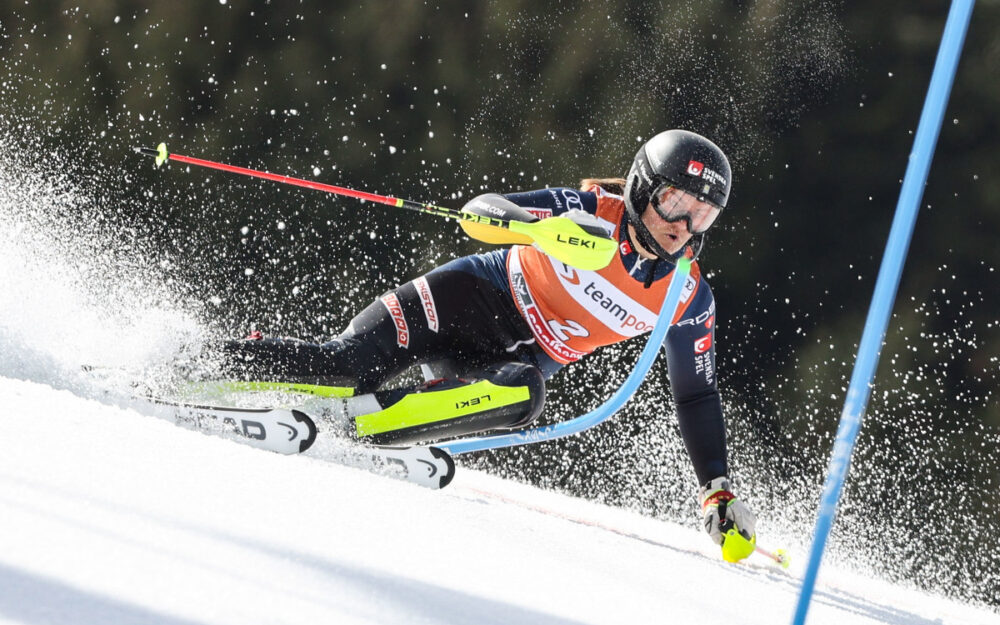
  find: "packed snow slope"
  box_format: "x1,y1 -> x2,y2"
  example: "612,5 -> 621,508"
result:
0,376 -> 992,625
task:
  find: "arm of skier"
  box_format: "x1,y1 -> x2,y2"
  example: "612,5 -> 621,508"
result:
663,285 -> 757,560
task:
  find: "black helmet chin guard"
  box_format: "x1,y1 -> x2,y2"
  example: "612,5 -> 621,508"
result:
624,130 -> 732,261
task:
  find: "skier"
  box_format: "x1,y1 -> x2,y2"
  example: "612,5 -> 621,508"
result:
213,129 -> 756,557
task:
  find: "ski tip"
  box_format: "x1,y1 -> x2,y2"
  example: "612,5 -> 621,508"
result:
291,409 -> 318,453
429,446 -> 456,489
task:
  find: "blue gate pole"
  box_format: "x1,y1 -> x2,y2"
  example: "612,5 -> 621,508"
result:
792,2 -> 974,624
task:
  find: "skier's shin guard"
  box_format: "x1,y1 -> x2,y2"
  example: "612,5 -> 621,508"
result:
354,362 -> 545,445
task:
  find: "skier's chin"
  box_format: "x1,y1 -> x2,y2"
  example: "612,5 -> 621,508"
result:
655,233 -> 686,255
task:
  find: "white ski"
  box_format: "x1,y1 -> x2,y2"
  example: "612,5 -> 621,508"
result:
357,444 -> 455,490
129,396 -> 318,454
126,396 -> 455,489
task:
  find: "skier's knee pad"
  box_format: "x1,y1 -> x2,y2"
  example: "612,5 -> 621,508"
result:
474,361 -> 546,428
354,361 -> 545,445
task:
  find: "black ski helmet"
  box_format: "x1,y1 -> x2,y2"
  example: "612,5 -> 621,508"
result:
624,129 -> 732,260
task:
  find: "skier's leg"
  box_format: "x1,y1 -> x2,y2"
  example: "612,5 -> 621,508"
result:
210,266 -> 549,443
214,264 -> 541,388
213,346 -> 547,445
211,274 -> 462,392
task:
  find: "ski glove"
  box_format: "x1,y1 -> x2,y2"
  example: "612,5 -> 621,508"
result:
459,193 -> 538,243
699,476 -> 757,562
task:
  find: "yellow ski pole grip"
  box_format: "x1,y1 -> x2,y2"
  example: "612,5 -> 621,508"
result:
719,522 -> 756,563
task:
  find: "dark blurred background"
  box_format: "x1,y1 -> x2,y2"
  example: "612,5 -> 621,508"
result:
2,0 -> 998,605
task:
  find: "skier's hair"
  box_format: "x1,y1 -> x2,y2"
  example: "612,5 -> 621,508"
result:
579,177 -> 626,194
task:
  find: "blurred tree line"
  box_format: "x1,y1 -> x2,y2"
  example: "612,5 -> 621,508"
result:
2,0 -> 999,603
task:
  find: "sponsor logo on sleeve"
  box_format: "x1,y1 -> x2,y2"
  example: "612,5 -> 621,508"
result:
561,189 -> 584,211
546,189 -> 564,210
694,332 -> 713,355
380,293 -> 409,348
526,208 -> 553,220
694,351 -> 715,385
693,330 -> 715,384
675,300 -> 716,328
413,277 -> 439,332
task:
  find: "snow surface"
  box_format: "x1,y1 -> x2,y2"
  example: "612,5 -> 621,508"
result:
0,376 -> 994,625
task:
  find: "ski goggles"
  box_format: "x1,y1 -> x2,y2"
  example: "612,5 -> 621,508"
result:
649,183 -> 723,235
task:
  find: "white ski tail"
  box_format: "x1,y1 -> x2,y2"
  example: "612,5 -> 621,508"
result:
126,396 -> 456,489
128,396 -> 318,455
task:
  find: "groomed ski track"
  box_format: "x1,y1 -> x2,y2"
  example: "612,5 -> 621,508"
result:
0,376 -> 993,625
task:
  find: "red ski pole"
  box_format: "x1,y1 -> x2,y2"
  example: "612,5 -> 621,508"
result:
136,143 -> 616,271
